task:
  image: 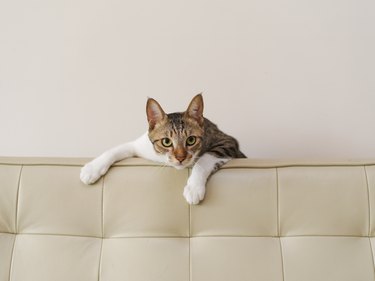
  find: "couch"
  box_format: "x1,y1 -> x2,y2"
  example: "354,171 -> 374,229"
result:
1,157 -> 375,281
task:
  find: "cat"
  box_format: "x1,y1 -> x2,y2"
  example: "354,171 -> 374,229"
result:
80,94 -> 246,204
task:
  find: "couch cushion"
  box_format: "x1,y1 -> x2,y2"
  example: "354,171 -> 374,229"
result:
1,158 -> 375,281
279,166 -> 369,236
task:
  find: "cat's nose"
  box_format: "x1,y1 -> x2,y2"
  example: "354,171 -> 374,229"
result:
175,154 -> 186,163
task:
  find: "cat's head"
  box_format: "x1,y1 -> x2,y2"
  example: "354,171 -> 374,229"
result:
146,94 -> 204,169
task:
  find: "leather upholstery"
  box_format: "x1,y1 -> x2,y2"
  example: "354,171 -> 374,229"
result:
1,157 -> 375,281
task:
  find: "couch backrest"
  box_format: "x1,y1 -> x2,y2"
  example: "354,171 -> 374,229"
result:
1,157 -> 375,281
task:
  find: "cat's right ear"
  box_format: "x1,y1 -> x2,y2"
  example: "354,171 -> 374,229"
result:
146,98 -> 166,130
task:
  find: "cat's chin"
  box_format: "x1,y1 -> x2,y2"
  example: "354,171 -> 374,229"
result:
173,164 -> 186,170
169,162 -> 192,170
167,156 -> 197,170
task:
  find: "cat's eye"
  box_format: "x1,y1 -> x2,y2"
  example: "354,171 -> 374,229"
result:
186,136 -> 197,146
161,138 -> 173,147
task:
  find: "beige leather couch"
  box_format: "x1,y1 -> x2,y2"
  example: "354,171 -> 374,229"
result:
1,157 -> 375,281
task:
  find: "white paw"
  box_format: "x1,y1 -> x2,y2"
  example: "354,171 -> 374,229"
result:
183,183 -> 206,205
80,162 -> 108,184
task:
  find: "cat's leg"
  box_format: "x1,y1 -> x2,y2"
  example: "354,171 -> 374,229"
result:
183,153 -> 229,204
80,132 -> 167,184
80,141 -> 136,184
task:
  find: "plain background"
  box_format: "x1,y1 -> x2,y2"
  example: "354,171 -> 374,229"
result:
0,0 -> 374,159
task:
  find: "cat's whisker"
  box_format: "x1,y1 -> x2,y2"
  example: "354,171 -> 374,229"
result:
151,162 -> 169,175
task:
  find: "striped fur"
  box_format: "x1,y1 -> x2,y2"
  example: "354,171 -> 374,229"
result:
147,94 -> 246,168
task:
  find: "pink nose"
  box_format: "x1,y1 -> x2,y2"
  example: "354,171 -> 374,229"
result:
175,154 -> 186,163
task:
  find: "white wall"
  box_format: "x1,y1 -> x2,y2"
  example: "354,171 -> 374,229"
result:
1,0 -> 374,159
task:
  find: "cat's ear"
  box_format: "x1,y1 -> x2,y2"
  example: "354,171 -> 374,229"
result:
146,98 -> 166,130
186,94 -> 204,125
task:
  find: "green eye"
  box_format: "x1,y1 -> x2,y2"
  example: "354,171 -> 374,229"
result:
186,136 -> 197,146
161,138 -> 173,147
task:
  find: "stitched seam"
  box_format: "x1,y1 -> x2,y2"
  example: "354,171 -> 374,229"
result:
364,166 -> 371,237
187,234 -> 370,238
276,168 -> 280,237
189,237 -> 192,281
364,167 -> 375,281
10,232 -> 103,239
101,176 -> 105,239
7,232 -> 189,239
368,238 -> 375,279
97,176 -> 105,281
275,167 -> 286,280
276,168 -> 285,281
8,165 -> 23,281
15,165 -> 23,234
8,235 -> 17,281
97,239 -> 104,281
6,231 -> 360,238
279,238 -> 286,281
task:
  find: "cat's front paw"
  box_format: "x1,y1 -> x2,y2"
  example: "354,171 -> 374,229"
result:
80,162 -> 108,185
183,183 -> 206,205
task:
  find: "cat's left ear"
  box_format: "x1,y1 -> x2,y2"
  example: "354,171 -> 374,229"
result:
186,93 -> 204,126
146,98 -> 166,130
